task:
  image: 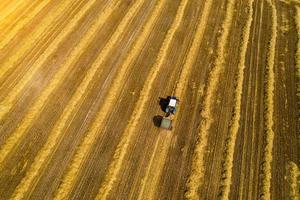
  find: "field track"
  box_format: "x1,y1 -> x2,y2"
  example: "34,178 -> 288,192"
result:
0,0 -> 299,199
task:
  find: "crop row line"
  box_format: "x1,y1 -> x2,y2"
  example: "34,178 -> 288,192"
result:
0,0 -> 114,168
9,0 -> 145,199
51,0 -> 166,199
217,0 -> 254,199
92,1 -> 166,198
260,0 -> 277,199
96,0 -> 190,198
0,0 -> 52,80
185,0 -> 236,199
0,0 -> 85,119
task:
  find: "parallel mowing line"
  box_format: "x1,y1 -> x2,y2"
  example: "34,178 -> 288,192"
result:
0,1 -> 73,92
218,0 -> 254,199
0,0 -> 89,89
0,0 -> 95,120
174,0 -> 212,98
0,0 -> 82,86
0,0 -> 51,51
53,0 -> 166,199
261,0 -> 277,199
138,0 -> 213,197
0,1 -> 118,168
95,0 -> 189,198
10,0 -> 144,199
0,0 -> 78,89
185,0 -> 236,199
137,1 -> 215,195
133,0 -> 214,196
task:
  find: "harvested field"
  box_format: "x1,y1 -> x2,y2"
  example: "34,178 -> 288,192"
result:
0,0 -> 299,199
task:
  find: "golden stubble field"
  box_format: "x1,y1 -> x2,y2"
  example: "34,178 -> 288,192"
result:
0,0 -> 299,199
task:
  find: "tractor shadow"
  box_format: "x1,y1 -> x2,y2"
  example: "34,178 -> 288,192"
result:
153,115 -> 163,127
158,97 -> 169,112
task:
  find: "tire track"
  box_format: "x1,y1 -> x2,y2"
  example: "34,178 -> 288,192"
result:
95,0 -> 189,198
53,0 -> 166,199
218,0 -> 254,199
185,0 -> 236,199
0,0 -> 118,168
0,0 -> 97,121
260,0 -> 277,199
10,1 -> 144,199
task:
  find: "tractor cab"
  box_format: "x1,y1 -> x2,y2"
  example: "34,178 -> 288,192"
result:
165,96 -> 179,115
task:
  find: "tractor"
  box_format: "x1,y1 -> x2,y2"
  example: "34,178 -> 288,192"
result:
159,96 -> 179,130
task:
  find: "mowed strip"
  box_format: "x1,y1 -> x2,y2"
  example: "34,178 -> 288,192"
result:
185,0 -> 236,199
0,0 -> 118,168
218,0 -> 254,199
261,0 -> 277,199
96,0 -> 189,198
0,0 -> 96,120
10,1 -> 144,199
53,1 -> 166,199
